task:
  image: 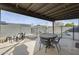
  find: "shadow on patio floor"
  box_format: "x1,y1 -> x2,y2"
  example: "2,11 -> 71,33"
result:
13,44 -> 29,55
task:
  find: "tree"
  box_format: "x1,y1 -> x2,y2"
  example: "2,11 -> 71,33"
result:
65,23 -> 75,27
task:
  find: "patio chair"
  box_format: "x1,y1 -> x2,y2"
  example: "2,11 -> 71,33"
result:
51,36 -> 61,54
39,37 -> 50,53
6,36 -> 12,43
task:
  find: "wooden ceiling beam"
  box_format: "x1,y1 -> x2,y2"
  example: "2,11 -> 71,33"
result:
54,11 -> 79,20
51,7 -> 79,18
43,3 -> 69,15
41,4 -> 59,14
34,4 -> 48,12
26,3 -> 33,11
49,4 -> 79,17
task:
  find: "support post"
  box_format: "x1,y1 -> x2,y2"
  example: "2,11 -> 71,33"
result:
73,23 -> 74,40
77,19 -> 79,39
31,24 -> 32,34
61,26 -> 63,38
52,21 -> 55,34
0,9 -> 1,36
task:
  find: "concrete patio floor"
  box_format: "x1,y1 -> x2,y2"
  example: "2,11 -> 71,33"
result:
34,37 -> 79,55
0,36 -> 79,55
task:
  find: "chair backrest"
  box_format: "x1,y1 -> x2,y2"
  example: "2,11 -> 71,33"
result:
54,36 -> 61,43
40,37 -> 48,45
6,36 -> 12,40
58,37 -> 61,42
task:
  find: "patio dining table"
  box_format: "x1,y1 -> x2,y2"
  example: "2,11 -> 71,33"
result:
40,33 -> 57,47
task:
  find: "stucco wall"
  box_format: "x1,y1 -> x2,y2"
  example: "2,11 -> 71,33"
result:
0,24 -> 31,37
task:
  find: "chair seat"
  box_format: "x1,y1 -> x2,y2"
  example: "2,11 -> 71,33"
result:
52,41 -> 58,44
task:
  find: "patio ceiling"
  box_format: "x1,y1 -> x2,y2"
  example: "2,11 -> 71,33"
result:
0,3 -> 79,21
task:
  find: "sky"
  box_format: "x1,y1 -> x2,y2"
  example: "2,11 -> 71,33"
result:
1,10 -> 79,26
1,10 -> 52,26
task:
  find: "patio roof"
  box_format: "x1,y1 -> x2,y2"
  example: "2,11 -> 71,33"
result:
0,3 -> 79,21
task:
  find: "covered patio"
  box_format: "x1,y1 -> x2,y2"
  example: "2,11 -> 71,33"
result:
0,3 -> 79,55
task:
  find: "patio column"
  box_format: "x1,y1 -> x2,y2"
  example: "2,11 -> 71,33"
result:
0,9 -> 1,36
31,24 -> 32,34
73,23 -> 75,40
52,21 -> 55,34
61,26 -> 63,38
77,19 -> 79,39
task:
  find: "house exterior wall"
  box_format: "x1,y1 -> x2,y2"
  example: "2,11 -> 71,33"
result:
0,24 -> 31,37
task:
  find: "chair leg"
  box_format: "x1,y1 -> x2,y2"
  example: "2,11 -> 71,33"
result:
39,42 -> 41,51
55,44 -> 59,54
45,45 -> 48,53
58,44 -> 61,50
